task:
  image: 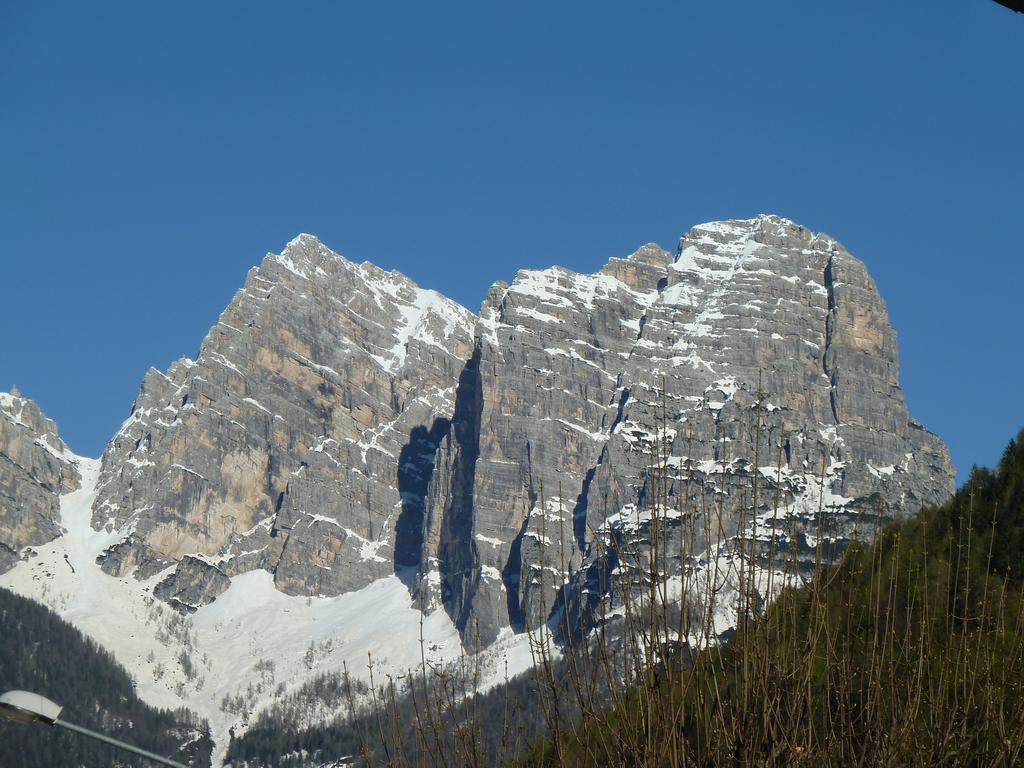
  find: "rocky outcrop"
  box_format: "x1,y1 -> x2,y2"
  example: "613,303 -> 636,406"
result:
153,555 -> 232,612
0,390 -> 81,572
91,235 -> 476,600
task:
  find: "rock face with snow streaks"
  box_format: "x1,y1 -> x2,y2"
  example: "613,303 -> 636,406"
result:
416,215 -> 953,642
91,235 -> 476,604
0,217 -> 952,644
0,390 -> 81,572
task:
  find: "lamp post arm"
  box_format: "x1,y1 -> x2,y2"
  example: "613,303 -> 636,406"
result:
53,718 -> 188,768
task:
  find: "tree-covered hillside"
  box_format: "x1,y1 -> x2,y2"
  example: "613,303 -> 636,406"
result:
0,588 -> 213,767
527,428 -> 1024,766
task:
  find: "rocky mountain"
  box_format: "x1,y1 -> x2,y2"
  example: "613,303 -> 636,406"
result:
90,235 -> 476,609
427,216 -> 953,643
0,216 -> 954,760
0,389 -> 81,572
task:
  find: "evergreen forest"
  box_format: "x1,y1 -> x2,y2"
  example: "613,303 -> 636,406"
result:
0,587 -> 213,767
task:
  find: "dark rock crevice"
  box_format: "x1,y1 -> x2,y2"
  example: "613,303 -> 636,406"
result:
609,387 -> 630,434
823,249 -> 841,424
437,348 -> 483,634
502,441 -> 539,633
572,462 -> 599,551
394,417 -> 452,572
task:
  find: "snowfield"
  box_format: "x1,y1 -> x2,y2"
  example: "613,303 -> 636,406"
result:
0,453 -> 545,767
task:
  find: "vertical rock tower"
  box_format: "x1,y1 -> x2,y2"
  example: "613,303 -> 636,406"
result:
418,215 -> 952,642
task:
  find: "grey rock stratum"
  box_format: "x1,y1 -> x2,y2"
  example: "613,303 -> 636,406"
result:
0,389 -> 81,572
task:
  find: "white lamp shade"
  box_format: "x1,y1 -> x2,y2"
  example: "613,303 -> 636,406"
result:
0,690 -> 63,725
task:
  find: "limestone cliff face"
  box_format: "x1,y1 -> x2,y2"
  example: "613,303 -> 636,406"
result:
5,217 -> 950,636
0,390 -> 81,572
416,216 -> 952,642
91,235 -> 475,609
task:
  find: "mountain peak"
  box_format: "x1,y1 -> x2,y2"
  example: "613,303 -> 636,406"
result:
267,232 -> 351,279
687,213 -> 808,240
282,232 -> 324,252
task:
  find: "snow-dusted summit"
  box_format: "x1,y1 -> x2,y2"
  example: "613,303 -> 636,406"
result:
421,215 -> 952,642
87,235 -> 476,608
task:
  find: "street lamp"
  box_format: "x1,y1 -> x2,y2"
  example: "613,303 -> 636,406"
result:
0,690 -> 188,768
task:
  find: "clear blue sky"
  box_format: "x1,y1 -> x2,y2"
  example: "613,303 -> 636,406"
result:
1,2 -> 1020,484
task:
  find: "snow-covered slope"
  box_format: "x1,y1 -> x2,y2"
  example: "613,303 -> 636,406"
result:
0,453 -> 542,766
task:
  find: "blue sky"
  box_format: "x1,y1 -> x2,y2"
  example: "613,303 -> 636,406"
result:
1,1 -> 1020,483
